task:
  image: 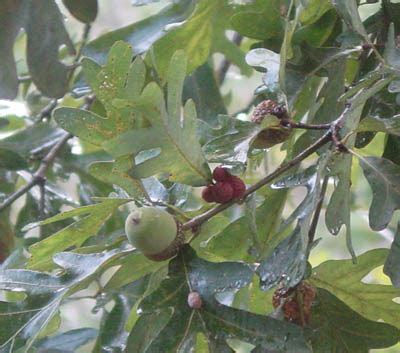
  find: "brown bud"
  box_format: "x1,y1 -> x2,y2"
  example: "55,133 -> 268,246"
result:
272,282 -> 316,326
202,185 -> 216,203
229,176 -> 246,198
188,291 -> 203,309
212,182 -> 234,204
212,166 -> 231,182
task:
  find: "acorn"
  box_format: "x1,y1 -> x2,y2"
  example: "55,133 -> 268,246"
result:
250,100 -> 292,149
125,207 -> 184,261
272,281 -> 316,326
187,291 -> 203,309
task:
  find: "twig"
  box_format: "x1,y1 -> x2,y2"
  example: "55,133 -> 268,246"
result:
182,130 -> 332,232
36,99 -> 58,123
17,75 -> 32,83
308,175 -> 329,244
217,33 -> 243,85
282,120 -> 331,130
0,95 -> 96,213
0,132 -> 72,212
39,181 -> 46,220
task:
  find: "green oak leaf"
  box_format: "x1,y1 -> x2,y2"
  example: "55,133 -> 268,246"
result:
230,0 -> 284,41
55,42 -> 211,187
203,115 -> 284,167
83,0 -> 196,64
325,76 -> 392,258
62,0 -> 98,23
0,123 -> 65,158
183,63 -> 227,126
385,24 -> 400,71
33,328 -> 97,352
331,0 -> 367,38
306,288 -> 400,353
299,0 -> 332,25
359,156 -> 400,231
383,135 -> 400,165
152,0 -> 251,79
384,222 -> 400,288
357,115 -> 400,136
256,157 -> 331,291
102,51 -> 211,186
94,276 -> 155,352
27,198 -> 131,270
0,0 -> 75,99
204,188 -> 287,262
55,41 -> 147,146
0,249 -> 131,352
310,249 -> 400,329
0,148 -> 27,170
103,252 -> 165,292
127,246 -> 311,352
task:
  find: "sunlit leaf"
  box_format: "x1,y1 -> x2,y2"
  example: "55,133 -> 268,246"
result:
310,249 -> 400,329
27,198 -> 131,270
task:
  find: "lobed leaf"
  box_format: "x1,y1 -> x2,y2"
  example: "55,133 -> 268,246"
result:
28,198 -> 131,270
310,249 -> 400,329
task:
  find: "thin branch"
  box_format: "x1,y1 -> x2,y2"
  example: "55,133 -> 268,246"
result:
282,120 -> 331,130
183,130 -> 332,232
39,181 -> 46,220
36,99 -> 58,123
308,175 -> 329,244
217,32 -> 243,85
0,132 -> 72,213
17,75 -> 32,83
0,95 -> 95,213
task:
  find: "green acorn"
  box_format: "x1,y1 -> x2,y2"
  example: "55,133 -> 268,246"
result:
125,207 -> 184,261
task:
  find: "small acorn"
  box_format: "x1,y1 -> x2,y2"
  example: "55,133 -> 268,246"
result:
187,291 -> 203,309
125,207 -> 184,261
250,100 -> 292,149
272,281 -> 316,326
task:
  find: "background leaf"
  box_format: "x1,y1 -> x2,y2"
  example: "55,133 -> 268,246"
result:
360,156 -> 400,231
62,0 -> 98,23
310,249 -> 400,329
306,288 -> 400,353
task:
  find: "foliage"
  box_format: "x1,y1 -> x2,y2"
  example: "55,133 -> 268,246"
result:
0,0 -> 400,352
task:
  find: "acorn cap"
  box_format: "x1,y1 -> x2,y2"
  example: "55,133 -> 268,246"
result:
252,126 -> 292,149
